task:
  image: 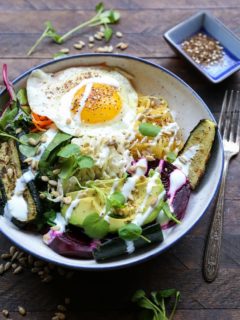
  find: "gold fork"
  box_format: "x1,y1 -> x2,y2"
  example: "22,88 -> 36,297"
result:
203,90 -> 240,282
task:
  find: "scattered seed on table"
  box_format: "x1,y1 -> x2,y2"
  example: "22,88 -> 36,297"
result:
116,42 -> 128,50
73,43 -> 83,50
11,251 -> 19,261
0,264 -> 4,275
57,305 -> 67,312
88,43 -> 94,48
13,266 -> 23,274
52,316 -> 59,320
116,31 -> 123,38
31,267 -> 41,273
1,253 -> 11,260
18,306 -> 26,316
88,35 -> 94,43
4,262 -> 12,272
60,48 -> 69,54
95,45 -> 113,53
11,263 -> 17,269
2,309 -> 9,318
55,312 -> 66,320
42,275 -> 53,283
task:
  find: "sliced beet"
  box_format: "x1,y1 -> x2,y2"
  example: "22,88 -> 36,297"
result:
49,231 -> 100,259
159,160 -> 191,226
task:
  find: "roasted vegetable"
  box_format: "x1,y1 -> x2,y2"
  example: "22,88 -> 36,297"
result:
175,119 -> 216,189
93,223 -> 163,262
0,139 -> 42,224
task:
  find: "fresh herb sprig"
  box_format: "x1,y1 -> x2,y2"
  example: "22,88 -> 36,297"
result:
132,289 -> 180,320
27,2 -> 120,56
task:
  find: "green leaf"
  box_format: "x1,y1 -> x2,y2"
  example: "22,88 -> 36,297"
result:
119,223 -> 142,241
57,143 -> 80,158
108,191 -> 125,208
44,210 -> 57,227
156,289 -> 178,299
104,26 -> 113,42
45,21 -> 62,44
108,10 -> 121,23
162,202 -> 181,224
132,290 -> 146,302
95,2 -> 104,13
17,88 -> 28,105
139,123 -> 161,137
53,52 -> 68,60
82,212 -> 109,239
0,105 -> 18,131
18,132 -> 43,157
77,155 -> 94,169
166,152 -> 177,163
19,144 -> 36,157
58,157 -> 76,180
39,132 -> 71,170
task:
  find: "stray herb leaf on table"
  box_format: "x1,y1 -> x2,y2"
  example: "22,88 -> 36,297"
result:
27,2 -> 120,55
132,288 -> 180,320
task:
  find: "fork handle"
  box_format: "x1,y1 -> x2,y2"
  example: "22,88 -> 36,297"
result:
203,157 -> 229,282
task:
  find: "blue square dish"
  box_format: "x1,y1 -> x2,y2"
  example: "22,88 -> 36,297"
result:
164,11 -> 240,83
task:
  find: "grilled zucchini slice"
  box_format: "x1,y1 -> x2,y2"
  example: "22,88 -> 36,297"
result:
0,139 -> 41,224
177,119 -> 216,189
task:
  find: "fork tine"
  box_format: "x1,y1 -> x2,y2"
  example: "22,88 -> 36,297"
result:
218,91 -> 228,133
236,91 -> 240,146
223,90 -> 234,141
229,91 -> 238,142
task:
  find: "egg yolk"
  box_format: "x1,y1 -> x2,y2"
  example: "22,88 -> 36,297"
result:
71,83 -> 122,124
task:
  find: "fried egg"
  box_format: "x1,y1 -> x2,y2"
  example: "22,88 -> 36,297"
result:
27,67 -> 138,137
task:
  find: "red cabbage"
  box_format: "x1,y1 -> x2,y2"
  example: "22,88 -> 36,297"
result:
1,64 -> 16,116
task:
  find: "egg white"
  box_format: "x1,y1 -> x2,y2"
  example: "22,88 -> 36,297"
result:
26,67 -> 138,137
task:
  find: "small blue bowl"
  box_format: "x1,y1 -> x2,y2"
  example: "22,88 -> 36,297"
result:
164,11 -> 240,83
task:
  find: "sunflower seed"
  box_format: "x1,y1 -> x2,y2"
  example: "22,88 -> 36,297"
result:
11,251 -> 19,261
41,175 -> 49,182
7,168 -> 14,179
53,168 -> 61,175
0,264 -> 4,275
49,180 -> 58,187
28,137 -> 38,146
11,263 -> 18,269
116,31 -> 123,38
60,48 -> 69,54
116,42 -> 128,50
18,306 -> 26,316
4,262 -> 12,271
2,309 -> 9,318
31,267 -> 40,273
1,253 -> 11,260
88,43 -> 94,48
88,36 -> 94,43
73,43 -> 83,50
55,312 -> 66,320
57,305 -> 67,312
13,266 -> 23,274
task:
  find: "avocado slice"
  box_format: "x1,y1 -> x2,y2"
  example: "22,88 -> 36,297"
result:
61,175 -> 164,233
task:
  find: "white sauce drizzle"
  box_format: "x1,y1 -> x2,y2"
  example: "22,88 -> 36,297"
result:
151,122 -> 179,148
173,144 -> 200,176
53,212 -> 67,233
138,171 -> 160,213
76,82 -> 93,123
121,158 -> 147,200
132,191 -> 165,227
103,178 -> 119,222
168,169 -> 186,204
125,240 -> 135,254
4,127 -> 58,222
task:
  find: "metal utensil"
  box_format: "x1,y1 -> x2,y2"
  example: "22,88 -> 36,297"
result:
203,90 -> 240,282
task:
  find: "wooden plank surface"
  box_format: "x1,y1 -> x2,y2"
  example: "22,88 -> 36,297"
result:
0,1 -> 240,319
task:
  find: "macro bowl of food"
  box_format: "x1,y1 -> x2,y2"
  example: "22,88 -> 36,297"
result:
0,54 -> 223,270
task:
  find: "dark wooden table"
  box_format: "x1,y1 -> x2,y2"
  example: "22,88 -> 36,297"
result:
0,1 -> 240,319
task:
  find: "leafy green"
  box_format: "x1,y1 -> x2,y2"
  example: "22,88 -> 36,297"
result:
17,88 -> 28,105
132,288 -> 180,320
27,2 -> 120,55
18,132 -> 42,157
108,191 -> 125,208
0,130 -> 25,144
58,157 -> 76,180
166,152 -> 177,163
77,155 -> 94,169
0,105 -> 18,131
44,210 -> 57,227
57,143 -> 80,158
82,212 -> 109,239
119,223 -> 142,241
139,123 -> 161,137
39,132 -> 71,170
162,202 -> 180,225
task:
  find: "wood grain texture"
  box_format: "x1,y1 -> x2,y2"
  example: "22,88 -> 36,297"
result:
0,1 -> 240,319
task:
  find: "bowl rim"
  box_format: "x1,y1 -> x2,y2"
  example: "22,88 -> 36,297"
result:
0,53 -> 224,271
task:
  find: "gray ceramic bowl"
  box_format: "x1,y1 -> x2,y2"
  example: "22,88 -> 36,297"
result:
0,54 -> 223,270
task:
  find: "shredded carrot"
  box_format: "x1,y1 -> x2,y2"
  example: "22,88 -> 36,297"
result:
31,112 -> 53,132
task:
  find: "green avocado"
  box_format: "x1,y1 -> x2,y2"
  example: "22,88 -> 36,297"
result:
61,175 -> 164,233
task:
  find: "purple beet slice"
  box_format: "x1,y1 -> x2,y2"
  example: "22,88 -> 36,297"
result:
49,231 -> 100,259
159,160 -> 191,226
